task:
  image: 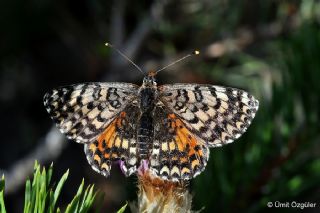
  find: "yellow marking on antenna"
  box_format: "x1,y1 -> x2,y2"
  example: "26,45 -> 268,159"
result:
194,50 -> 200,55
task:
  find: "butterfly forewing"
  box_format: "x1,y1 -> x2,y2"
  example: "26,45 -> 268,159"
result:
159,84 -> 259,147
43,83 -> 139,143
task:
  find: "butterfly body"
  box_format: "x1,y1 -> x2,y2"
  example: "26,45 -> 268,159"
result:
44,71 -> 259,181
137,73 -> 157,160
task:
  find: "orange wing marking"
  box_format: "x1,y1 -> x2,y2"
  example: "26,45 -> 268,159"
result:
95,111 -> 127,158
168,114 -> 203,170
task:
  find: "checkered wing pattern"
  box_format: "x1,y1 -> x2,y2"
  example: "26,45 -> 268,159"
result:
159,84 -> 259,148
84,104 -> 140,177
150,103 -> 209,181
43,83 -> 139,143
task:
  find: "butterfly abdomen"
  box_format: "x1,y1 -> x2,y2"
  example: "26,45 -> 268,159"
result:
137,113 -> 153,159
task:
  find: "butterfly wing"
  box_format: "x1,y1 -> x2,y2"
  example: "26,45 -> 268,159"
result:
84,104 -> 140,177
149,102 -> 209,181
44,83 -> 140,178
158,84 -> 259,147
43,82 -> 139,143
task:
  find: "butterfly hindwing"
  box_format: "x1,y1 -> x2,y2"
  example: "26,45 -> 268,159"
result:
43,83 -> 139,143
149,103 -> 209,181
84,104 -> 140,177
159,84 -> 259,147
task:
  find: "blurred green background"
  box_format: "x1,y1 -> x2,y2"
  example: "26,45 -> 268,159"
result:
1,0 -> 320,212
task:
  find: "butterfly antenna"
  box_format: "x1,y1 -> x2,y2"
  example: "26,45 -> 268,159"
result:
105,42 -> 144,74
156,50 -> 200,74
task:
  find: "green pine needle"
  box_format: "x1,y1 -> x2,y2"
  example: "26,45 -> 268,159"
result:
0,162 -> 110,212
117,202 -> 127,213
20,161 -> 98,213
0,175 -> 4,192
49,169 -> 69,213
0,175 -> 6,213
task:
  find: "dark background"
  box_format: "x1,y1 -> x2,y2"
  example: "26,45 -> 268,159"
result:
1,0 -> 320,212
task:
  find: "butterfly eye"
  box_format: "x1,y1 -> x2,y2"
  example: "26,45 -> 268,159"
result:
142,75 -> 156,86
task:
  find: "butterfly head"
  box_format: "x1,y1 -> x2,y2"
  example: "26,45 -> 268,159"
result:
142,70 -> 157,87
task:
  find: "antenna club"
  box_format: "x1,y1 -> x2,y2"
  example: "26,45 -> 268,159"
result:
105,42 -> 110,47
193,50 -> 200,55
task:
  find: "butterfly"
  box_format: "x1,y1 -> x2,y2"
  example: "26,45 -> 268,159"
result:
43,49 -> 259,181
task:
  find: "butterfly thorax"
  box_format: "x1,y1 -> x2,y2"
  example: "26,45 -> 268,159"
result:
137,72 -> 158,159
140,72 -> 157,110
